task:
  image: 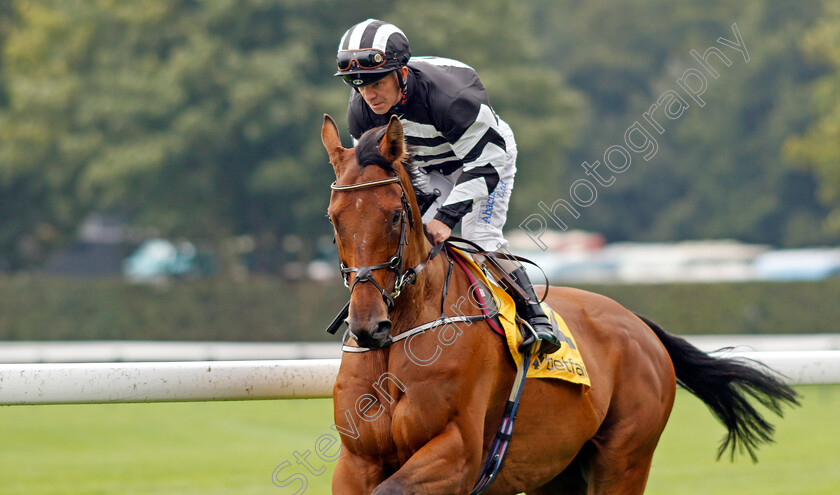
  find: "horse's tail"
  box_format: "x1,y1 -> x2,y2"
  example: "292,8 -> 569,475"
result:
635,313 -> 800,462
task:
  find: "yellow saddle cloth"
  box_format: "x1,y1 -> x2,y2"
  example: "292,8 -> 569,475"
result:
451,248 -> 590,387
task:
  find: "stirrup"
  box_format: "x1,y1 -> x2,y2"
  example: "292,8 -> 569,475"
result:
516,315 -> 562,355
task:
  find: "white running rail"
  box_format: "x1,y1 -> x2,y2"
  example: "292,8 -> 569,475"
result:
1,337 -> 839,405
0,359 -> 340,405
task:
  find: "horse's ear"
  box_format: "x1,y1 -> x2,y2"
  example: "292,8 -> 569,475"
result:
321,114 -> 345,175
321,114 -> 342,154
379,114 -> 405,163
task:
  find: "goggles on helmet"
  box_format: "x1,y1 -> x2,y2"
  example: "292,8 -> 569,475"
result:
340,71 -> 392,88
337,49 -> 390,72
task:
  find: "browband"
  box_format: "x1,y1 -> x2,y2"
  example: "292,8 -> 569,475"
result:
330,176 -> 401,191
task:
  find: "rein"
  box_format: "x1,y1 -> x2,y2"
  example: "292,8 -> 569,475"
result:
445,236 -> 551,305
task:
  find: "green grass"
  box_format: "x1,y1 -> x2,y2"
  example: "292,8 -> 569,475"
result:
1,386 -> 838,494
647,385 -> 840,495
0,399 -> 337,495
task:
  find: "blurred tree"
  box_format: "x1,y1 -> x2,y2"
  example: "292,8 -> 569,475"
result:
0,1 -> 9,106
0,0 -> 579,271
532,0 -> 834,247
0,0 -> 360,272
784,1 -> 840,236
0,0 -> 835,274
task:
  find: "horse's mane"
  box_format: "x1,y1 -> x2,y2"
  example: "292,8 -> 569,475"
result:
355,124 -> 430,204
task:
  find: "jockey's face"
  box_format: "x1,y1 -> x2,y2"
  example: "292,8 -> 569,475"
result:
357,69 -> 404,115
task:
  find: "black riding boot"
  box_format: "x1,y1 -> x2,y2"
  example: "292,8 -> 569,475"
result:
507,267 -> 563,355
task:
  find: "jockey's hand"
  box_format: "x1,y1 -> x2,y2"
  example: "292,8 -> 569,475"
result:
425,219 -> 452,245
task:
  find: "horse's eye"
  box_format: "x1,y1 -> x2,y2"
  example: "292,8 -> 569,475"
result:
392,210 -> 402,226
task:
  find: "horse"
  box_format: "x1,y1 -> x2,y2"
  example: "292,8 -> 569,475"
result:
321,113 -> 798,494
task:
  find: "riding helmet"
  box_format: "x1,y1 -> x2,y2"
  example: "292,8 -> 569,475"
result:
335,19 -> 411,87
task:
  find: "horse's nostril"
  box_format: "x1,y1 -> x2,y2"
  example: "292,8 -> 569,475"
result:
376,320 -> 392,336
351,320 -> 392,349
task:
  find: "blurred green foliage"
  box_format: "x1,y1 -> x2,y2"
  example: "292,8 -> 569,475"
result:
535,0 -> 834,247
1,276 -> 839,341
0,0 -> 838,274
784,1 -> 840,235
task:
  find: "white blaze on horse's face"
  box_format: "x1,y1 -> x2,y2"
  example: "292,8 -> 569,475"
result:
322,114 -> 409,349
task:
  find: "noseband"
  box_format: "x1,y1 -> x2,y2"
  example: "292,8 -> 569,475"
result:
331,176 -> 435,312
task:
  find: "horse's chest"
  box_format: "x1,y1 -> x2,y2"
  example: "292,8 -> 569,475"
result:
334,358 -> 460,465
389,391 -> 454,457
339,392 -> 450,464
334,384 -> 399,457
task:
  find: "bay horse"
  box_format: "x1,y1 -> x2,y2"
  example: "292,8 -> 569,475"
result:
321,114 -> 798,494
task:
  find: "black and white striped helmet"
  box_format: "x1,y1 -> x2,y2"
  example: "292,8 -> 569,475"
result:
334,19 -> 411,87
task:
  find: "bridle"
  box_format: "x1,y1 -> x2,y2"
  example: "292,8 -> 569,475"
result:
330,176 -> 442,312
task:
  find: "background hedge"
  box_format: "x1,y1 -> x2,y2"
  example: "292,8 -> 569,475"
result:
0,276 -> 838,341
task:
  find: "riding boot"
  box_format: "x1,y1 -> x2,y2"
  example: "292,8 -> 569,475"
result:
507,267 -> 563,355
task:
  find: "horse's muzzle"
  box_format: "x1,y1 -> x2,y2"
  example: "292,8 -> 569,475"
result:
349,319 -> 392,349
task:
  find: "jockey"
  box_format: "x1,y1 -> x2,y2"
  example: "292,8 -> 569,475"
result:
334,19 -> 563,354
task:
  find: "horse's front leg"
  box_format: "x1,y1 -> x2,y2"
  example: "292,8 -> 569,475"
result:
332,449 -> 389,494
372,423 -> 483,495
